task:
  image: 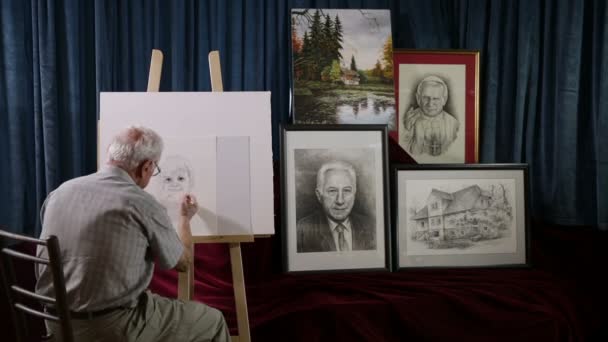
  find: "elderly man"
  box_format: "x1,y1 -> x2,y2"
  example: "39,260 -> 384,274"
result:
35,126 -> 230,342
296,160 -> 376,253
402,75 -> 459,156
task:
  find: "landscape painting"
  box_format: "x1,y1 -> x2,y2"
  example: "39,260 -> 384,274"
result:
291,9 -> 395,130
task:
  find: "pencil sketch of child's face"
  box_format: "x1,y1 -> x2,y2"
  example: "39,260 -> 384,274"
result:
159,155 -> 194,201
162,167 -> 191,192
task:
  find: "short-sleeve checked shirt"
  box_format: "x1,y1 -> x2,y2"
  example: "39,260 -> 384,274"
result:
35,165 -> 184,312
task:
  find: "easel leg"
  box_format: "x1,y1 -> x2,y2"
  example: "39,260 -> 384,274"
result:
178,242 -> 194,301
208,50 -> 251,341
230,242 -> 250,342
147,48 -> 195,302
145,49 -> 253,340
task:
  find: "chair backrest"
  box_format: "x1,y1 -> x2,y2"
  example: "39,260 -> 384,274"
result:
0,228 -> 74,342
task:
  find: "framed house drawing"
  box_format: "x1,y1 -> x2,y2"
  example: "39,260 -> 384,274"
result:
393,164 -> 530,269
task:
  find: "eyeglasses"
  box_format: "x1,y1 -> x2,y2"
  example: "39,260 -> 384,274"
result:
152,162 -> 161,176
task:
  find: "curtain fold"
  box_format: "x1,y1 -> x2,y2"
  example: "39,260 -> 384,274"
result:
1,0 -> 35,234
0,0 -> 606,235
593,1 -> 608,230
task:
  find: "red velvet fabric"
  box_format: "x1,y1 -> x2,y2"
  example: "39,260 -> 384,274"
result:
2,218 -> 606,342
148,224 -> 608,341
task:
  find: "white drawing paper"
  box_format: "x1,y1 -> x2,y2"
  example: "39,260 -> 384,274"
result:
146,136 -> 218,236
216,136 -> 252,235
98,92 -> 274,236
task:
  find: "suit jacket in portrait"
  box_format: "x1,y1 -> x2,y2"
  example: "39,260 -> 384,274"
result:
296,211 -> 376,253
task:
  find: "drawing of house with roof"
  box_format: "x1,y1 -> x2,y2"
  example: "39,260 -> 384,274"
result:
341,69 -> 360,85
410,185 -> 509,245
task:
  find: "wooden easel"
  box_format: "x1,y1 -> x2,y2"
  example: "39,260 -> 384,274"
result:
147,49 -> 254,342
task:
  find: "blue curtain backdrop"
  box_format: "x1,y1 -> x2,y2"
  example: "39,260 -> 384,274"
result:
0,0 -> 606,236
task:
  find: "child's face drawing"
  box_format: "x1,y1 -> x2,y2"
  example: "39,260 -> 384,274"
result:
161,166 -> 192,195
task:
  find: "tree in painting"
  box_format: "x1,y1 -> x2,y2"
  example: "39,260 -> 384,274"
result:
291,9 -> 395,129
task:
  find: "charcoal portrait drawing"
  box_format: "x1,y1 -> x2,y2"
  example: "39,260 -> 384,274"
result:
401,75 -> 459,156
397,62 -> 467,163
158,155 -> 195,202
153,154 -> 215,235
294,149 -> 377,253
406,180 -> 516,255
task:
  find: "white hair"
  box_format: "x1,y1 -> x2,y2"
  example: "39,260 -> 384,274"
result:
416,75 -> 449,102
316,160 -> 357,191
106,126 -> 163,171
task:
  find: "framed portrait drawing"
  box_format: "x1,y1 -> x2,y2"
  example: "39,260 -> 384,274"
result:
393,164 -> 530,269
393,50 -> 480,163
281,125 -> 391,273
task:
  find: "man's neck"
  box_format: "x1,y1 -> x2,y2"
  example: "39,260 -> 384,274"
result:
423,111 -> 445,120
107,162 -> 143,188
326,217 -> 351,230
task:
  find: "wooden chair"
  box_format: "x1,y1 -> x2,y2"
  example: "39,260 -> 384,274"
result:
0,228 -> 73,342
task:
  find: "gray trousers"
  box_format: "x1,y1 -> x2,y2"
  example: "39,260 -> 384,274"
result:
47,291 -> 230,342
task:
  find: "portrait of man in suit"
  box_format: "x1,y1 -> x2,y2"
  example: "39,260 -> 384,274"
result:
296,160 -> 376,253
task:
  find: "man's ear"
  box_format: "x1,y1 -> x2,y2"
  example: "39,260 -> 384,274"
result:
136,160 -> 150,177
315,188 -> 322,202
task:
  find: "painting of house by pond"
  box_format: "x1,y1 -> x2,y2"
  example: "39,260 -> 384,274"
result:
291,9 -> 395,130
408,183 -> 514,251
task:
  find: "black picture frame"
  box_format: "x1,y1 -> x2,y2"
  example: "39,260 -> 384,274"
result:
281,124 -> 391,273
392,164 -> 530,270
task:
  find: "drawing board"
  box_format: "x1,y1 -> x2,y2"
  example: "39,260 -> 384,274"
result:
98,92 -> 274,236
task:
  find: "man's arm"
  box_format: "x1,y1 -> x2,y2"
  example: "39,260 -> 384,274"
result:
401,107 -> 419,153
173,194 -> 198,272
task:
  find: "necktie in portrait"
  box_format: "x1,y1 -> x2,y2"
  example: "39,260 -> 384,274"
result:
335,223 -> 349,251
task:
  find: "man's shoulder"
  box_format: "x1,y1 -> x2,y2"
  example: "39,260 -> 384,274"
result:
49,172 -> 100,197
58,172 -> 161,211
403,108 -> 427,130
59,172 -> 96,186
350,211 -> 375,228
122,186 -> 166,217
404,107 -> 425,121
297,211 -> 324,228
349,211 -> 377,250
441,111 -> 458,122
